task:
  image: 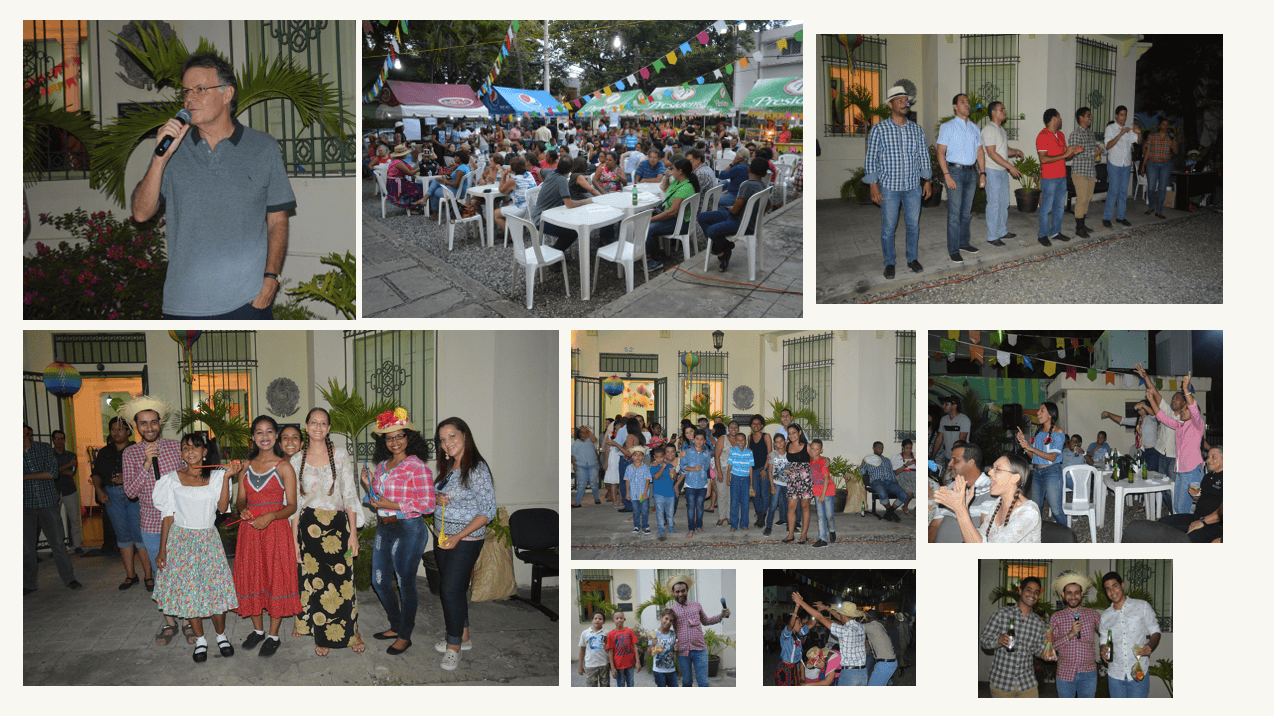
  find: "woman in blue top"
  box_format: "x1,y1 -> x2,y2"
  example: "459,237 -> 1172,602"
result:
433,417 -> 498,672
1016,402 -> 1067,527
426,148 -> 472,220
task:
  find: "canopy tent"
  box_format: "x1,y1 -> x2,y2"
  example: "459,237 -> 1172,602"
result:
374,81 -> 490,120
483,86 -> 568,118
641,83 -> 734,117
738,76 -> 804,116
575,88 -> 651,118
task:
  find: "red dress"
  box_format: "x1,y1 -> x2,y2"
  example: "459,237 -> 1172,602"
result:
233,465 -> 301,617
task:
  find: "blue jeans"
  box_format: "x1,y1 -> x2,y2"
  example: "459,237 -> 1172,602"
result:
945,163 -> 978,254
1032,462 -> 1066,526
142,529 -> 161,564
103,485 -> 144,548
653,670 -> 678,686
1141,447 -> 1161,473
164,302 -> 272,320
728,475 -> 751,529
654,495 -> 675,534
434,535 -> 483,645
869,659 -> 896,686
1174,463 -> 1203,515
837,666 -> 868,686
632,499 -> 649,530
1039,176 -> 1066,238
574,464 -> 599,504
371,516 -> 428,641
872,478 -> 907,507
685,487 -> 706,531
697,209 -> 741,255
646,218 -> 681,257
766,484 -> 788,529
1160,456 -> 1176,513
879,185 -> 921,266
678,648 -> 710,687
1146,161 -> 1172,213
814,495 -> 835,540
1103,164 -> 1131,221
1057,668 -> 1097,697
751,465 -> 770,520
618,457 -> 633,511
985,168 -> 1010,241
1108,674 -> 1151,698
614,666 -> 634,686
24,505 -> 76,590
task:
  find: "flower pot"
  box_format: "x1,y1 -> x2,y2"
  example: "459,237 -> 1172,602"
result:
834,489 -> 848,514
921,182 -> 943,208
708,654 -> 721,677
1014,188 -> 1041,212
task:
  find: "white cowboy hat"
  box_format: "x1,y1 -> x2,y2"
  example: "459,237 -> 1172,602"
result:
118,395 -> 172,425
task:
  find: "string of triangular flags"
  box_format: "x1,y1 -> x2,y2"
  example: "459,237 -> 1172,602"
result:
363,21 -> 408,104
474,20 -> 573,119
929,332 -> 1182,388
780,570 -> 906,601
25,56 -> 79,96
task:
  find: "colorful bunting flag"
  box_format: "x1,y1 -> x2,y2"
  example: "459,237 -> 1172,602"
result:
696,76 -> 704,84
948,330 -> 959,340
739,56 -> 749,68
640,67 -> 650,79
680,42 -> 691,55
969,330 -> 980,343
1008,333 -> 1017,346
970,345 -> 984,364
616,80 -> 625,91
697,31 -> 710,45
778,38 -> 788,50
998,350 -> 1010,366
1088,368 -> 1097,381
653,59 -> 665,72
1066,366 -> 1077,380
1105,371 -> 1115,385
1043,361 -> 1056,377
1023,357 -> 1033,371
666,51 -> 678,65
940,338 -> 956,354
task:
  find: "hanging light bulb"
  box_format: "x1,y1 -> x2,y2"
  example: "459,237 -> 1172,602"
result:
394,58 -> 402,70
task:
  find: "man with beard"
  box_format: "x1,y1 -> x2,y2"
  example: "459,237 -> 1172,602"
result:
1160,446 -> 1222,542
861,442 -> 904,523
1136,365 -> 1204,516
979,576 -> 1048,697
866,86 -> 931,279
121,396 -> 186,644
665,574 -> 729,687
930,442 -> 991,542
1099,572 -> 1160,697
1046,571 -> 1101,697
792,593 -> 868,686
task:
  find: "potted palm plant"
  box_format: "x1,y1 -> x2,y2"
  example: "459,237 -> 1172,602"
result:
1012,156 -> 1042,212
703,627 -> 736,677
765,398 -> 820,434
577,590 -> 619,623
835,84 -> 890,158
681,395 -> 726,424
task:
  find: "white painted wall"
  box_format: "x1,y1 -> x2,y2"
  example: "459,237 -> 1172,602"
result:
1044,375 -> 1211,456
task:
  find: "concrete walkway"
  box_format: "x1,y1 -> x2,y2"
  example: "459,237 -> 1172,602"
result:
569,658 -> 736,687
816,190 -> 1206,303
23,546 -> 557,686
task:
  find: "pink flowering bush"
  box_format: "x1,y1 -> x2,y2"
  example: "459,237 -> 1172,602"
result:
26,209 -> 167,319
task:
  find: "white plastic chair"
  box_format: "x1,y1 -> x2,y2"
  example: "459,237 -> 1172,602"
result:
778,153 -> 800,166
438,171 -> 474,225
703,187 -> 770,281
503,185 -> 541,247
1134,171 -> 1148,202
593,209 -> 653,294
506,215 -> 570,309
374,168 -> 390,218
774,162 -> 797,204
1062,465 -> 1099,543
656,192 -> 701,262
440,183 -> 484,251
702,183 -> 725,213
372,164 -> 387,197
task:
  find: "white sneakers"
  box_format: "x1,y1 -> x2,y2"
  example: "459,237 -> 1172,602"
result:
440,648 -> 462,671
435,639 -> 473,652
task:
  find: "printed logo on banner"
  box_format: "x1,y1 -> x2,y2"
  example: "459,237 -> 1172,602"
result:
783,79 -> 804,96
439,96 -> 476,107
605,93 -> 623,105
518,93 -> 542,108
670,87 -> 696,101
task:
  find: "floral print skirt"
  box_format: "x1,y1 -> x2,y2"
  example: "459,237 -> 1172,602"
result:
153,526 -> 238,618
786,463 -> 813,499
295,508 -> 359,648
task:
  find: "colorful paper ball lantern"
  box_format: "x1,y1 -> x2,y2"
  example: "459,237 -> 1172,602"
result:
44,361 -> 82,398
168,330 -> 202,351
682,352 -> 699,372
602,376 -> 624,396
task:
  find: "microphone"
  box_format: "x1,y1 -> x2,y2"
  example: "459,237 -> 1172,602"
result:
721,597 -> 728,612
155,109 -> 192,157
152,456 -> 162,482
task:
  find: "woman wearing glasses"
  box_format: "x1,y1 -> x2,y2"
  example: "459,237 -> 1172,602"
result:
360,408 -> 435,656
932,453 -> 1040,543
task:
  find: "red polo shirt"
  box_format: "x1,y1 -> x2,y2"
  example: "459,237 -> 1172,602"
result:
1036,128 -> 1068,179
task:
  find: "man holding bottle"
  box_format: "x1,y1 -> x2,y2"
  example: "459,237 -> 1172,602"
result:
1045,571 -> 1101,697
1099,571 -> 1161,697
979,576 -> 1048,697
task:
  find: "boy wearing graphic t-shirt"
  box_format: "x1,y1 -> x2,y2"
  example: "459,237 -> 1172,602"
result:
810,440 -> 836,548
606,611 -> 640,687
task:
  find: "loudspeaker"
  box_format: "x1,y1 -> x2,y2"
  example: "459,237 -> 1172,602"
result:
1002,404 -> 1023,432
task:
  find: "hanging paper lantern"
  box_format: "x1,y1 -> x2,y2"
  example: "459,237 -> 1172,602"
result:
602,375 -> 624,396
168,330 -> 202,351
682,352 -> 699,372
44,361 -> 82,398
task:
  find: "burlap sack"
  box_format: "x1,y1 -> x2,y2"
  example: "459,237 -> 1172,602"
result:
470,506 -> 516,602
842,482 -> 867,513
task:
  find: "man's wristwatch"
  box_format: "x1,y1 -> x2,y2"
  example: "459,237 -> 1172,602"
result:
264,272 -> 279,282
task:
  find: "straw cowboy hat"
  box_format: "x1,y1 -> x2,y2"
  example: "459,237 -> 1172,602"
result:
664,573 -> 695,593
371,407 -> 420,435
628,445 -> 647,457
829,602 -> 865,619
1052,570 -> 1092,599
118,395 -> 172,425
390,144 -> 411,158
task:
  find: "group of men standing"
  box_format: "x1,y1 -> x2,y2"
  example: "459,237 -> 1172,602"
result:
866,87 -> 1175,279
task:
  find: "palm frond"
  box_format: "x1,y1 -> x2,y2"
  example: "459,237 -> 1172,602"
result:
92,100 -> 184,206
238,54 -> 353,140
172,394 -> 253,459
765,398 -> 821,431
681,396 -> 726,422
634,578 -> 674,626
24,94 -> 101,181
111,22 -> 199,90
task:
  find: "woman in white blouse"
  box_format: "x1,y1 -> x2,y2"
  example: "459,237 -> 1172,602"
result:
289,407 -> 365,656
933,453 -> 1041,543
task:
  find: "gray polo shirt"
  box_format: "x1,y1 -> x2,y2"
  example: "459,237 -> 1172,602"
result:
159,120 -> 296,316
529,170 -> 570,227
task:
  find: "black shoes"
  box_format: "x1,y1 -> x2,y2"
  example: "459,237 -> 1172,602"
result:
884,264 -> 895,279
1102,219 -> 1113,228
829,532 -> 837,543
387,639 -> 413,655
763,527 -> 772,536
1001,232 -> 1016,239
754,517 -> 765,528
949,253 -> 963,263
811,540 -> 828,548
908,260 -> 923,273
961,244 -> 979,254
988,239 -> 1006,247
1155,213 -> 1165,219
242,631 -> 265,651
1037,236 -> 1052,247
67,580 -> 83,590
1117,218 -> 1132,227
1054,233 -> 1071,242
259,637 -> 281,657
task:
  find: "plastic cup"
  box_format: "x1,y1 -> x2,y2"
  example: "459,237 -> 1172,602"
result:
1188,482 -> 1201,496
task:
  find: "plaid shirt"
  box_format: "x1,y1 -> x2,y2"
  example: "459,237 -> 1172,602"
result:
863,118 -> 931,192
1068,125 -> 1099,178
668,600 -> 722,655
23,441 -> 60,509
122,439 -> 182,533
1048,607 -> 1101,681
980,605 -> 1048,692
1143,130 -> 1176,164
372,455 -> 436,519
1100,598 -> 1161,680
829,619 -> 866,666
862,456 -> 897,486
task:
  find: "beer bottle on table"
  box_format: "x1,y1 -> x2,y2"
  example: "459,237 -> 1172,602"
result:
1007,618 -> 1016,652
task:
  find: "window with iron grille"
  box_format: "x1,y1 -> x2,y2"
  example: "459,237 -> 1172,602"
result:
24,21 -> 92,181
780,39 -> 802,57
180,331 -> 258,422
679,351 -> 728,419
1075,37 -> 1117,128
599,353 -> 658,374
823,34 -> 886,137
896,331 -> 916,443
240,21 -> 354,177
577,569 -> 614,622
1115,559 -> 1173,632
345,331 -> 435,461
783,333 -> 832,441
961,35 -> 1020,140
54,333 -> 147,364
999,559 -> 1051,597
571,348 -> 581,377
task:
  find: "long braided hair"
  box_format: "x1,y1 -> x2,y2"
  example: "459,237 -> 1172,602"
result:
298,407 -> 337,496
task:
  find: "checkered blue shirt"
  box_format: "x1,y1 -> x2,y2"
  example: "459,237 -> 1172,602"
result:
23,441 -> 60,509
980,605 -> 1048,692
829,619 -> 867,667
863,456 -> 897,486
863,118 -> 931,192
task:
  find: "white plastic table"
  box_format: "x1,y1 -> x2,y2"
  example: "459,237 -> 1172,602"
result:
1105,470 -> 1173,543
592,188 -> 663,217
539,204 -> 625,301
1092,466 -> 1113,527
467,183 -> 507,246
